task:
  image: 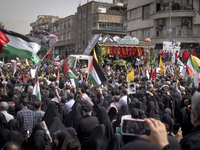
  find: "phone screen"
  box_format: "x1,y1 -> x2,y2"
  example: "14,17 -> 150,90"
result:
121,119 -> 150,136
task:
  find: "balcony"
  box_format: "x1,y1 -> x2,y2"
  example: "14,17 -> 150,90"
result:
91,26 -> 127,32
153,10 -> 195,19
153,3 -> 195,20
152,27 -> 200,44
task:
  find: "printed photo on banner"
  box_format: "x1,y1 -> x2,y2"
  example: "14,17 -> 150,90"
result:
127,82 -> 136,94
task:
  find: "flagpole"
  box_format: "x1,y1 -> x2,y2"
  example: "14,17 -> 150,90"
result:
40,48 -> 52,63
35,48 -> 51,69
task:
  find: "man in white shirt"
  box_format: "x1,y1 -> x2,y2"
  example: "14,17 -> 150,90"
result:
0,101 -> 14,122
119,89 -> 128,106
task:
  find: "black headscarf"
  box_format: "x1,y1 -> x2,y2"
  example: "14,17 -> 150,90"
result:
0,129 -> 10,149
33,130 -> 47,150
7,131 -> 24,149
120,105 -> 130,116
130,108 -> 139,118
96,107 -> 114,144
82,124 -> 107,150
146,101 -> 156,118
138,109 -> 147,119
60,128 -> 76,150
161,114 -> 174,134
0,112 -> 7,130
108,106 -> 118,122
54,129 -> 72,150
106,133 -> 123,150
121,140 -> 160,150
135,101 -> 144,111
7,119 -> 18,131
64,102 -> 82,131
128,101 -> 136,112
26,122 -> 44,150
43,102 -> 62,129
49,117 -> 66,138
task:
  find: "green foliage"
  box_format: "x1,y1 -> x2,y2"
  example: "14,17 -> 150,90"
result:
0,22 -> 5,29
113,59 -> 128,73
150,48 -> 156,67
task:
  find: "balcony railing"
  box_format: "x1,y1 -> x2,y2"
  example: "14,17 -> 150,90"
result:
157,3 -> 193,12
91,26 -> 127,32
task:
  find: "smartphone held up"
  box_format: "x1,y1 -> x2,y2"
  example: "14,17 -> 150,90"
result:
121,118 -> 150,136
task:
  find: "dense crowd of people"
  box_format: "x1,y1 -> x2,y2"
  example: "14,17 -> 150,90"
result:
0,58 -> 200,150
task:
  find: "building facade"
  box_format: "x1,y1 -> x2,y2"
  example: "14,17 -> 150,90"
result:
48,15 -> 77,57
77,1 -> 127,52
30,1 -> 127,57
30,15 -> 59,35
124,0 -> 200,50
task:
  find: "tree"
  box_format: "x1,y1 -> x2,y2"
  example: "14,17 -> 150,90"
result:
0,22 -> 5,29
150,48 -> 156,67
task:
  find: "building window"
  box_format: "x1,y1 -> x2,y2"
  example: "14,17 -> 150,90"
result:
131,9 -> 137,19
142,5 -> 150,20
68,32 -> 71,40
79,13 -> 81,20
142,28 -> 150,39
127,11 -> 131,20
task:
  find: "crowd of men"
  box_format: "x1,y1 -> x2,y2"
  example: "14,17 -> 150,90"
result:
0,57 -> 200,150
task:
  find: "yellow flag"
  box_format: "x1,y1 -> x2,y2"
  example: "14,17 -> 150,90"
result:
191,55 -> 200,67
159,56 -> 165,73
137,48 -> 141,57
25,59 -> 29,66
2,57 -> 4,63
126,69 -> 134,83
93,48 -> 98,63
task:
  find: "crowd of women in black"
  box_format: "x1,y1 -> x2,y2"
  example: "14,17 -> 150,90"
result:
0,63 -> 200,150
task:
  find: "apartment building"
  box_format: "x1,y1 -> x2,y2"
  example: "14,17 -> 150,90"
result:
30,15 -> 59,35
30,1 -> 127,57
48,15 -> 77,57
77,1 -> 127,52
124,0 -> 200,50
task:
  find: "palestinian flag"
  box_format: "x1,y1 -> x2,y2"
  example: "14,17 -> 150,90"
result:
186,57 -> 200,87
56,70 -> 60,87
89,55 -> 107,85
63,59 -> 78,89
104,65 -> 111,76
192,50 -> 197,57
182,49 -> 189,60
21,71 -> 26,84
151,68 -> 156,80
32,71 -> 41,101
0,28 -> 41,63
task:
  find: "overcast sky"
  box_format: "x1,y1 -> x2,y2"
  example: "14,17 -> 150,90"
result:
0,0 -> 112,35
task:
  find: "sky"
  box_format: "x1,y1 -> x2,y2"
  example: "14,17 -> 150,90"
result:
0,0 -> 112,35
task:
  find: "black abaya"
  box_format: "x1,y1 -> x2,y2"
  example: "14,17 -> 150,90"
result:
43,102 -> 62,129
96,107 -> 114,145
49,117 -> 66,138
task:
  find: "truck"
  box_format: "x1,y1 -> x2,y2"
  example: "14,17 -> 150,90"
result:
66,55 -> 93,71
